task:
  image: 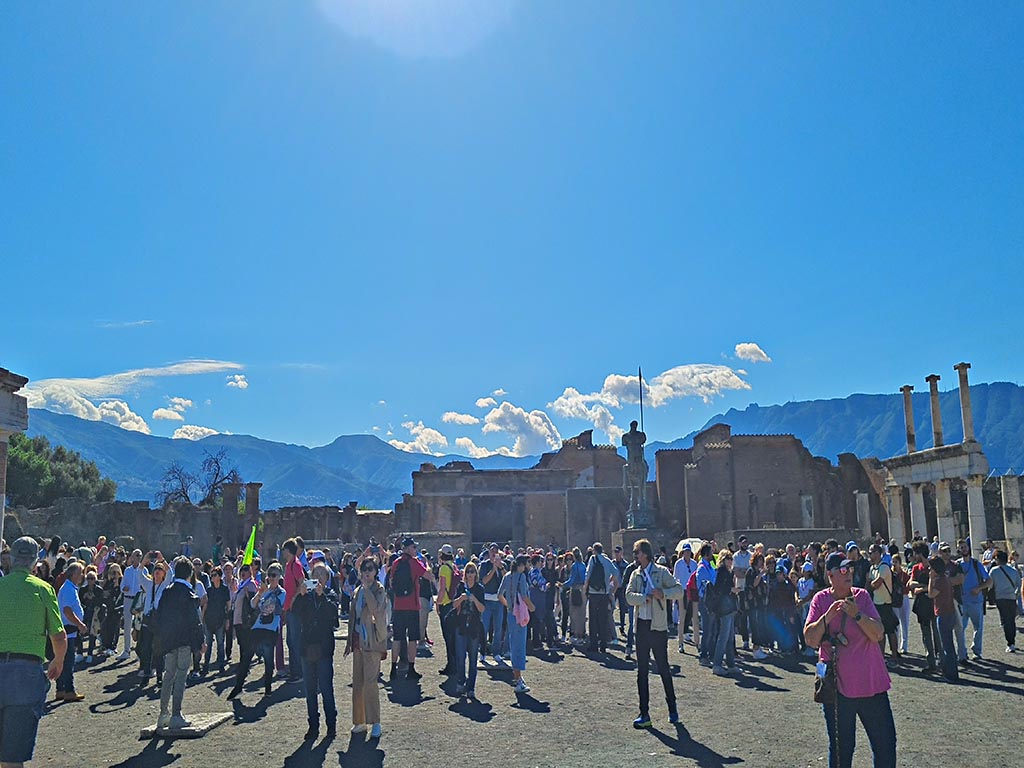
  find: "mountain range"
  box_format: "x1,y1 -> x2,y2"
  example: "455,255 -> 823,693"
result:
24,381 -> 1024,509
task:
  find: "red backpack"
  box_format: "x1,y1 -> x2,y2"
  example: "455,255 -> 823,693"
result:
685,570 -> 699,602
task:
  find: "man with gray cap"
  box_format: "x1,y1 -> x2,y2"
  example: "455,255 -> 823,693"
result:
0,536 -> 68,767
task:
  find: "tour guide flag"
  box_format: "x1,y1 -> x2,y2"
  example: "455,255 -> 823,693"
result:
242,524 -> 257,565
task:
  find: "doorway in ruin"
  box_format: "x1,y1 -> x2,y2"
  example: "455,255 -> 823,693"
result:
471,495 -> 525,551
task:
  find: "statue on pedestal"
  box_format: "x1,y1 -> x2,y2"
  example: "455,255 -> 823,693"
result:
622,420 -> 651,528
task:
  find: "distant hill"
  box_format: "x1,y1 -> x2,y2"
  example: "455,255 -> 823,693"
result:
24,381 -> 1024,508
25,410 -> 534,509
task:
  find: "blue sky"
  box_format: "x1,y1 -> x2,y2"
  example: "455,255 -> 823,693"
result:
3,2 -> 1022,456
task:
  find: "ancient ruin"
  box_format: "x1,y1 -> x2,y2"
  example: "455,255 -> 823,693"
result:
0,367 -> 30,545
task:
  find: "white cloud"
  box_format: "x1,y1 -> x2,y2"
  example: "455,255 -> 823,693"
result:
734,342 -> 772,364
226,374 -> 249,389
377,400 -> 387,406
482,402 -> 562,457
168,397 -> 193,413
388,421 -> 450,455
372,426 -> 381,432
475,397 -> 497,409
172,425 -> 220,441
455,436 -> 513,459
492,388 -> 507,397
152,407 -> 186,422
442,411 -> 480,426
96,319 -> 153,329
24,382 -> 152,434
549,363 -> 752,443
316,0 -> 515,58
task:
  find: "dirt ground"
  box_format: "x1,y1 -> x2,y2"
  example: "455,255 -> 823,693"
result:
31,611 -> 1024,768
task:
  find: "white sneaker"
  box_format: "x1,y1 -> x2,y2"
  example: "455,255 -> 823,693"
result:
369,723 -> 382,738
117,651 -> 131,660
168,715 -> 191,729
1007,645 -> 1017,653
683,633 -> 694,643
514,679 -> 530,693
351,724 -> 368,733
156,713 -> 171,730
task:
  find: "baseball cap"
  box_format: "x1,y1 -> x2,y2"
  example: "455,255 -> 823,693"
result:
845,541 -> 859,552
613,545 -> 622,552
440,544 -> 454,556
11,536 -> 39,561
801,562 -> 814,573
826,553 -> 853,571
738,535 -> 748,543
681,543 -> 692,552
401,537 -> 417,548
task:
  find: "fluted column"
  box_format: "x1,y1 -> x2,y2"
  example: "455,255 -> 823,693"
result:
953,362 -> 975,442
965,475 -> 988,545
926,374 -> 943,448
900,385 -> 917,454
908,483 -> 927,540
885,485 -> 906,545
934,479 -> 956,545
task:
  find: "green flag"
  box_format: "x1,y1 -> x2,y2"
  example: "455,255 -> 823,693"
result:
242,524 -> 257,565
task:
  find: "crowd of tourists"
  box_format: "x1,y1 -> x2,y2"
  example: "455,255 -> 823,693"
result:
0,528 -> 1021,767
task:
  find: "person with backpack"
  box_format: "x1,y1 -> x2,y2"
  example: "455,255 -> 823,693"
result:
436,545 -> 461,675
346,557 -> 387,740
387,538 -> 436,681
989,549 -> 1022,652
230,563 -> 259,679
695,543 -> 717,666
907,543 -> 943,673
583,542 -> 617,653
626,538 -> 684,728
867,544 -> 900,668
452,561 -> 486,697
499,554 -> 535,694
227,562 -> 286,700
957,541 -> 992,660
152,557 -> 206,730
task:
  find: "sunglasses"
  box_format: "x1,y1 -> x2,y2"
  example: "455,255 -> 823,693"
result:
831,566 -> 851,575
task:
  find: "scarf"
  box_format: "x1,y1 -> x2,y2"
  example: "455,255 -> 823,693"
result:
354,585 -> 372,647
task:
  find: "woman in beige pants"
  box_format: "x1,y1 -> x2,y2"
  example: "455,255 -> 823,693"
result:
346,557 -> 388,738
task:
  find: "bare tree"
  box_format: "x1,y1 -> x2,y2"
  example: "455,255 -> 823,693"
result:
157,461 -> 199,507
198,448 -> 242,507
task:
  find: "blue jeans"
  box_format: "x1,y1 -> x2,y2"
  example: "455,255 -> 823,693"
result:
455,631 -> 480,691
0,660 -> 49,764
961,601 -> 984,657
713,613 -> 735,668
286,612 -> 303,677
301,656 -> 337,728
699,602 -> 719,660
937,614 -> 959,681
57,634 -> 77,693
507,617 -> 527,671
822,692 -> 897,768
481,600 -> 504,655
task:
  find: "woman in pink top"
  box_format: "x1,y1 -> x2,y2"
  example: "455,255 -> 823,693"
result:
805,552 -> 896,768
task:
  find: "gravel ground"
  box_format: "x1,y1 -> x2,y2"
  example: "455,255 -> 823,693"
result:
31,612 -> 1024,768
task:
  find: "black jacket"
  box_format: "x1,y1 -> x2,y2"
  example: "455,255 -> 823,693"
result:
153,580 -> 204,656
291,587 -> 339,659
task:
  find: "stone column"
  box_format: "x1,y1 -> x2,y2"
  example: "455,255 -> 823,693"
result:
934,479 -> 956,545
885,485 -> 906,545
1001,475 -> 1023,555
925,374 -> 943,448
900,385 -> 917,454
0,368 -> 30,546
222,482 -> 243,549
953,362 -> 975,442
965,475 -> 988,545
908,483 -> 927,540
854,490 -> 872,538
244,482 -> 262,530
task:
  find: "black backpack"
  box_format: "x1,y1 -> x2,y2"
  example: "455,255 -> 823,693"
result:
889,570 -> 904,608
392,557 -> 414,598
588,557 -> 605,593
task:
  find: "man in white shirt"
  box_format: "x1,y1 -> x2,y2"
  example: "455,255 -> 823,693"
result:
673,544 -> 698,651
119,550 -> 144,658
732,536 -> 752,650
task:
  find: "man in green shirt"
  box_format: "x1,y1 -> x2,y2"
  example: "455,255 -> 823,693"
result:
0,536 -> 67,768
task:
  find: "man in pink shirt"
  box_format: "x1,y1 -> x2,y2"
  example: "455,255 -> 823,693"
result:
805,552 -> 896,768
281,539 -> 307,682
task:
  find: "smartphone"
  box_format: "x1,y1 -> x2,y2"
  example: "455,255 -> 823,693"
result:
304,579 -> 318,591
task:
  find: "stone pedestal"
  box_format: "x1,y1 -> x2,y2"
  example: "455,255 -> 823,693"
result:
1000,475 -> 1023,555
612,528 -> 655,560
908,484 -> 927,540
885,486 -> 906,545
965,475 -> 988,546
934,479 -> 956,545
140,712 -> 232,739
854,491 -> 871,538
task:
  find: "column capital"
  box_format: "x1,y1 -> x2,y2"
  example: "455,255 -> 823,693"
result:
925,374 -> 941,385
900,384 -> 914,394
953,361 -> 972,374
967,474 -> 985,487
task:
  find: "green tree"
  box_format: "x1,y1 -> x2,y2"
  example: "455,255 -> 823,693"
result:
7,433 -> 117,508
